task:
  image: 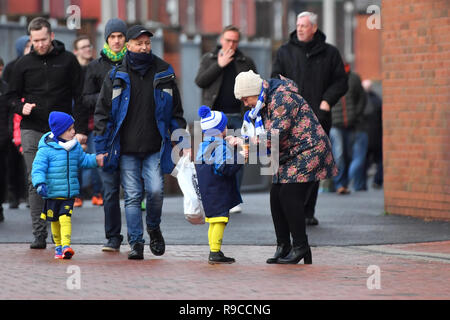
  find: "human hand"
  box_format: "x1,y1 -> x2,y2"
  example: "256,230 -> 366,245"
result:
218,48 -> 235,68
225,136 -> 243,147
22,103 -> 36,115
319,100 -> 331,112
36,184 -> 48,197
182,148 -> 191,158
76,133 -> 88,145
96,153 -> 108,167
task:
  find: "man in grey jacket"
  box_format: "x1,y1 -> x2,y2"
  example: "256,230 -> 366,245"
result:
195,25 -> 257,213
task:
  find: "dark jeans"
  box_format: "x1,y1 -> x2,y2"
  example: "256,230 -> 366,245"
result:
98,169 -> 122,240
270,182 -> 313,247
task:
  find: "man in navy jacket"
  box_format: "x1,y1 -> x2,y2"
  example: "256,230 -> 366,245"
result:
95,25 -> 187,260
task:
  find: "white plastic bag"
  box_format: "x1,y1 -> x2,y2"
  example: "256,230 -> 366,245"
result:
171,155 -> 205,224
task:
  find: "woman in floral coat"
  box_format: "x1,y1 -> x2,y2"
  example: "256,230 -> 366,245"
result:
234,71 -> 337,265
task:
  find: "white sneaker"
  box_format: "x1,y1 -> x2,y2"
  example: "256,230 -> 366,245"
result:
229,205 -> 242,214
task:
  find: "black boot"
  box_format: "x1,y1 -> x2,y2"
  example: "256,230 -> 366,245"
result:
30,235 -> 47,249
102,235 -> 124,252
305,217 -> 319,226
128,242 -> 144,260
0,207 -> 4,222
278,245 -> 312,264
266,243 -> 292,264
147,227 -> 165,256
208,251 -> 235,264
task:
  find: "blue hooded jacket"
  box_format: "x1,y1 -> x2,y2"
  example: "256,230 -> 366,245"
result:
32,132 -> 98,199
194,136 -> 243,218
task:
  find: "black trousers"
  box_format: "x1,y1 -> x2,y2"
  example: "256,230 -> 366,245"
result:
304,181 -> 320,218
270,182 -> 314,247
0,148 -> 7,204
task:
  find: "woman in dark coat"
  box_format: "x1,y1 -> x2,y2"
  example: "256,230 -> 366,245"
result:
234,71 -> 337,264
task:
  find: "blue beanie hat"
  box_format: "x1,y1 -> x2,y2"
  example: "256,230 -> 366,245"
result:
104,18 -> 127,42
198,105 -> 228,136
49,111 -> 74,141
15,35 -> 30,58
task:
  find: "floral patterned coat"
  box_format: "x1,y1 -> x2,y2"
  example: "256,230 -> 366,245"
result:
259,77 -> 337,184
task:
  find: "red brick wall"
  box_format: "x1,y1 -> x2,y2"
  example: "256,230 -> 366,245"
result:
7,0 -> 41,14
381,0 -> 450,220
354,14 -> 382,81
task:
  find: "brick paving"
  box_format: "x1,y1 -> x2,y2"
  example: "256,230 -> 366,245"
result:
1,242 -> 449,300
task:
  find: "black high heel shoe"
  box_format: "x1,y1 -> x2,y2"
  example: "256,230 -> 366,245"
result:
277,246 -> 312,264
266,244 -> 292,264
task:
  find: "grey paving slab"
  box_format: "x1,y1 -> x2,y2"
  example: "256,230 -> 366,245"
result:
1,186 -> 449,246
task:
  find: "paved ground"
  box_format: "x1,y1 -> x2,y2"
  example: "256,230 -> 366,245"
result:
1,188 -> 449,246
0,242 -> 449,301
1,186 -> 449,304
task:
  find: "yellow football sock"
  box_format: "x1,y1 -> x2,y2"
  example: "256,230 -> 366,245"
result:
209,222 -> 226,252
51,221 -> 61,247
59,215 -> 72,247
208,223 -> 214,249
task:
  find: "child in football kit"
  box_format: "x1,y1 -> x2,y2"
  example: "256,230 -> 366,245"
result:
194,106 -> 245,264
32,111 -> 100,259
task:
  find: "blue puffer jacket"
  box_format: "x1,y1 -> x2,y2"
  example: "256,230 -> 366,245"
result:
31,132 -> 98,199
194,136 -> 243,218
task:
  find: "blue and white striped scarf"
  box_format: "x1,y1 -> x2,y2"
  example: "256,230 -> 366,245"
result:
241,86 -> 265,138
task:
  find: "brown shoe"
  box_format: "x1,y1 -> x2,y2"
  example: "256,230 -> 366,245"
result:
336,187 -> 351,195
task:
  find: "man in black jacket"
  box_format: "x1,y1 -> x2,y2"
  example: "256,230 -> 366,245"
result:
7,17 -> 86,248
195,25 -> 257,214
83,18 -> 127,252
271,11 -> 348,226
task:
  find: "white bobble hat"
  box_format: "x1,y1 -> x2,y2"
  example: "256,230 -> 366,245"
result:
234,70 -> 263,100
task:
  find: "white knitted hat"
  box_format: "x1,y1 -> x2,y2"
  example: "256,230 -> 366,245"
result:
234,70 -> 263,100
198,105 -> 228,135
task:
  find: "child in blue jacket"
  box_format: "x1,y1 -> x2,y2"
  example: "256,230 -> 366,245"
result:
32,112 -> 99,259
195,106 -> 245,264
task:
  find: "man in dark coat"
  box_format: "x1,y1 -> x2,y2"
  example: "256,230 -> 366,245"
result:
7,17 -> 86,248
83,18 -> 127,252
195,25 -> 257,213
271,11 -> 348,226
95,25 -> 188,260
